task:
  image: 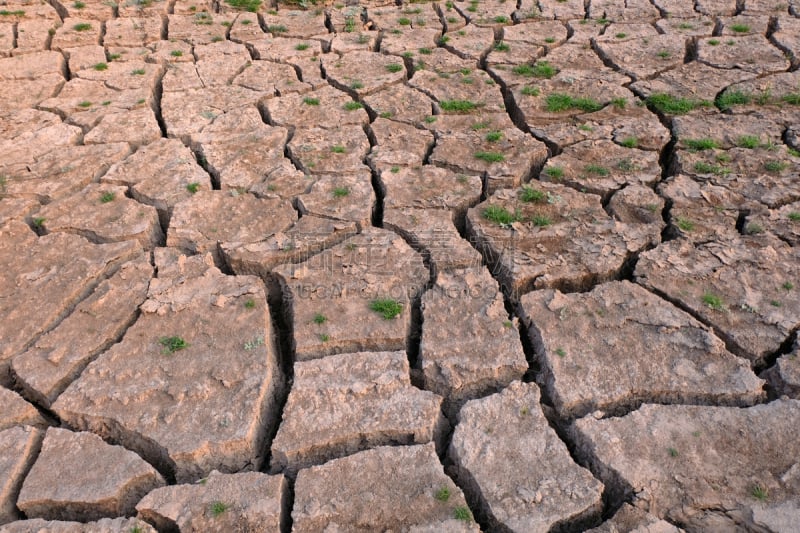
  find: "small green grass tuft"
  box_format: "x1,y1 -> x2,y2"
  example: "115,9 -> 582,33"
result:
555,348 -> 566,357
745,222 -> 764,234
494,15 -> 509,23
370,298 -> 403,319
521,85 -> 540,96
737,135 -> 760,149
789,212 -> 800,222
585,164 -> 610,176
159,336 -> 188,354
331,145 -> 346,154
716,90 -> 751,110
494,41 -> 510,52
100,191 -> 115,203
435,487 -> 451,502
244,298 -> 256,309
764,160 -> 788,172
186,182 -> 200,193
313,313 -> 327,324
32,217 -> 46,228
783,92 -> 800,105
454,507 -> 473,522
332,185 -> 349,196
694,161 -> 725,175
620,137 -> 638,148
73,22 -> 92,31
514,61 -> 557,78
751,485 -> 768,501
209,501 -> 230,516
647,93 -> 709,114
684,138 -> 719,151
93,62 -> 108,71
668,447 -> 679,457
545,93 -> 603,113
702,292 -> 725,311
675,217 -> 694,231
268,24 -> 288,33
483,205 -> 521,225
439,99 -> 480,112
386,63 -> 404,73
319,333 -> 330,342
295,43 -> 310,50
398,17 -> 411,25
78,101 -> 92,108
708,38 -> 720,45
531,214 -> 552,227
303,97 -> 320,106
343,101 -> 363,111
131,68 -> 146,75
474,151 -> 505,163
544,166 -> 564,180
520,186 -> 546,203
171,49 -> 183,57
485,131 -> 503,142
730,23 -> 750,33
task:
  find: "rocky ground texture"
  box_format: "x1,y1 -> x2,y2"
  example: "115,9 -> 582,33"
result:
1,0 -> 799,531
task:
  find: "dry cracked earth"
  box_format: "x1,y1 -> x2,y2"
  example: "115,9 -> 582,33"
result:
1,0 -> 800,531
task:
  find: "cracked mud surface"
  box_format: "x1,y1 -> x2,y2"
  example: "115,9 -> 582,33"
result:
1,0 -> 800,531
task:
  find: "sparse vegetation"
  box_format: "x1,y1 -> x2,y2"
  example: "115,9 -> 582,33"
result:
303,97 -> 320,106
159,336 -> 188,354
131,68 -> 146,75
521,186 -> 546,203
313,313 -> 327,324
186,182 -> 200,193
684,138 -> 719,151
620,137 -> 639,148
78,101 -> 92,108
244,299 -> 256,309
244,336 -> 264,351
485,131 -> 502,142
667,447 -> 679,457
545,93 -> 603,113
483,205 -> 521,226
764,160 -> 788,172
737,135 -> 760,149
454,507 -> 473,522
555,348 -> 566,357
439,99 -> 480,112
73,23 -> 92,31
702,292 -> 725,311
751,484 -> 768,501
474,151 -> 505,163
585,164 -> 610,176
716,90 -> 751,110
100,191 -> 116,203
171,50 -> 183,57
494,41 -> 510,52
544,166 -> 564,180
647,93 -> 710,114
513,61 -> 557,79
435,487 -> 451,502
789,212 -> 800,222
531,215 -> 552,227
369,298 -> 403,319
521,85 -> 540,96
93,62 -> 108,71
730,23 -> 750,33
210,501 -> 230,516
268,24 -> 288,33
386,63 -> 404,73
332,186 -> 349,197
295,43 -> 310,51
694,161 -> 726,175
675,217 -> 694,232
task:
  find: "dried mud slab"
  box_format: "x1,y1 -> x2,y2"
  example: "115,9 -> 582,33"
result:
672,113 -> 783,150
467,184 -> 660,296
270,351 -> 446,474
593,34 -> 686,80
635,236 -> 800,365
420,267 -> 527,404
745,201 -> 800,246
323,50 -> 407,96
232,61 -> 312,96
672,146 -> 800,208
0,426 -> 43,525
571,400 -> 800,531
104,17 -> 163,48
384,208 -> 483,273
33,184 -> 164,249
762,340 -> 800,399
53,252 -> 283,483
161,86 -> 268,141
379,166 -> 482,226
586,504 -> 684,533
0,518 -> 154,533
362,83 -> 434,126
136,471 -> 286,532
541,140 -> 661,200
367,118 -> 435,172
265,85 -> 369,130
0,222 -> 139,376
0,389 -> 45,431
410,69 -> 506,114
296,172 -> 374,229
529,102 -> 670,153
520,281 -> 764,419
292,444 -> 479,532
3,143 -> 131,203
166,14 -> 230,45
431,128 -> 548,192
274,228 -> 427,361
223,216 -> 358,280
697,35 -> 790,74
0,109 -> 81,169
17,428 -> 165,522
11,254 -> 152,408
449,382 -> 604,532
288,125 -> 371,176
168,190 -> 296,267
101,138 -> 212,227
261,11 -> 327,40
